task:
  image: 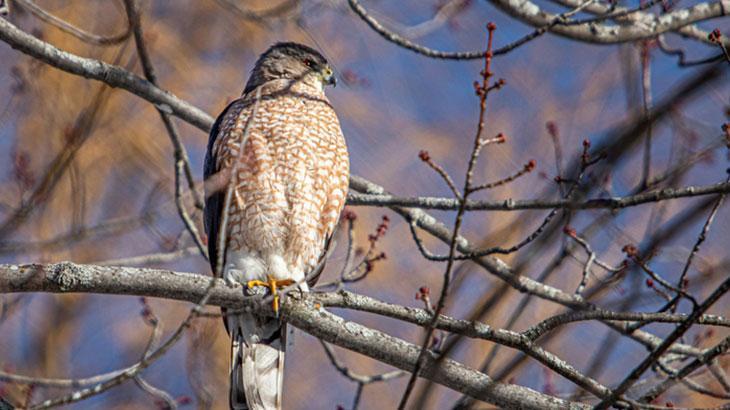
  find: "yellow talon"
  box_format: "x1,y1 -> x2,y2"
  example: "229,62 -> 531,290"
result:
246,276 -> 295,316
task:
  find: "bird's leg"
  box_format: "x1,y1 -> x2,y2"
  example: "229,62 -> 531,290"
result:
247,276 -> 295,317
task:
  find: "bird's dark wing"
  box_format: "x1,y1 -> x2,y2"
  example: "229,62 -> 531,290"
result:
204,98 -> 249,275
307,231 -> 336,287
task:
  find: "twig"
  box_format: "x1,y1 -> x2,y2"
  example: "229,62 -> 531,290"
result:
487,0 -> 597,55
319,340 -> 405,384
640,335 -> 730,402
398,23 -> 499,409
523,309 -> 730,341
594,275 -> 730,409
563,0 -> 663,26
408,143 -> 599,262
677,174 -> 729,291
709,29 -> 730,64
655,358 -> 730,400
418,151 -> 462,200
469,160 -> 535,193
563,228 -> 624,296
174,159 -> 208,259
639,40 -> 653,190
134,376 -> 177,409
347,180 -> 730,211
657,35 -> 725,67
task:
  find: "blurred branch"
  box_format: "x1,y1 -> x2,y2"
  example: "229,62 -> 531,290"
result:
640,336 -> 730,402
94,246 -> 198,266
347,0 -> 484,59
0,262 -> 594,409
0,16 -> 212,131
123,0 -> 203,211
0,78 -> 115,241
134,376 -> 177,410
376,0 -> 471,39
0,212 -> 155,255
123,0 -> 207,261
595,274 -> 730,408
319,339 -> 405,409
214,0 -> 299,25
13,0 -> 131,46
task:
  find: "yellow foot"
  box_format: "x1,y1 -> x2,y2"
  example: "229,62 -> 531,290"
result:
246,276 -> 295,316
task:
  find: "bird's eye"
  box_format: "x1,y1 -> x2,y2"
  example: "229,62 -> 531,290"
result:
303,59 -> 315,68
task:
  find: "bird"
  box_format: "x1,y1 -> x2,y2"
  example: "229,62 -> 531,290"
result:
203,42 -> 349,410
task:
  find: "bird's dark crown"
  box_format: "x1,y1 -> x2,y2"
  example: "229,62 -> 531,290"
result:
263,42 -> 328,66
243,42 -> 330,94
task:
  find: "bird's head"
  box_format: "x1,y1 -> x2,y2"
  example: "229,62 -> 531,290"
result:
245,42 -> 335,94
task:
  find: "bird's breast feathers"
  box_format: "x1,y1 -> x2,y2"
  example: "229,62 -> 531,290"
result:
215,84 -> 349,283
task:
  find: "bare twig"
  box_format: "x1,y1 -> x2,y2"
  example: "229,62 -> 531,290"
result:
418,150 -> 462,200
677,171 -> 730,291
347,180 -> 730,211
319,340 -> 405,384
398,23 -> 501,409
641,335 -> 730,402
594,274 -> 730,409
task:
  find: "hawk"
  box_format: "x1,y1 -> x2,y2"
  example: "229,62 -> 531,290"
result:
204,43 -> 349,410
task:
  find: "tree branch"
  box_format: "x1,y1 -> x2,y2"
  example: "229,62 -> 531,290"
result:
346,0 -> 730,60
0,262 -> 590,409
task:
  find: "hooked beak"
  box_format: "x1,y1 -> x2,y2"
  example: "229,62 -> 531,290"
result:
322,67 -> 336,87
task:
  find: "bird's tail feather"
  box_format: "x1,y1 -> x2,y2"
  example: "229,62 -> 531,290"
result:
229,317 -> 285,410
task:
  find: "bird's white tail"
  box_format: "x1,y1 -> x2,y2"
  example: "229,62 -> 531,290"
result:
229,315 -> 285,410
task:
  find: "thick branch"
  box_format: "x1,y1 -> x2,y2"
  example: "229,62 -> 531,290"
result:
487,0 -> 730,44
552,0 -> 729,47
347,0 -> 730,60
0,262 -> 588,409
